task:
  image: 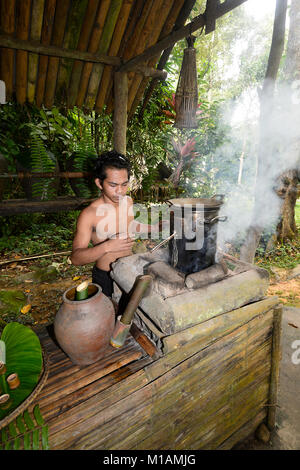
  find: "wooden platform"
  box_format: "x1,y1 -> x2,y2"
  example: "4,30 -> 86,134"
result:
28,296 -> 282,450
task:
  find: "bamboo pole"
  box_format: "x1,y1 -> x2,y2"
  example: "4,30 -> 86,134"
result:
85,0 -> 123,110
76,0 -> 111,108
28,0 -> 45,103
44,0 -> 70,108
68,0 -> 100,107
0,0 -> 16,102
127,0 -> 174,113
95,0 -> 134,112
139,0 -> 196,116
36,0 -> 57,107
15,0 -> 31,105
55,0 -> 89,105
128,0 -> 185,117
119,0 -> 248,73
267,305 -> 283,430
113,71 -> 128,154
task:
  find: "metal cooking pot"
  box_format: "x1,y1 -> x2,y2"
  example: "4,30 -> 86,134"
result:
165,195 -> 227,274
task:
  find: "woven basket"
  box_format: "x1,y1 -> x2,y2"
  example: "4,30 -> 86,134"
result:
0,349 -> 50,431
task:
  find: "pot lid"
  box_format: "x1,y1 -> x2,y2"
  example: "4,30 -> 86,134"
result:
166,197 -> 224,208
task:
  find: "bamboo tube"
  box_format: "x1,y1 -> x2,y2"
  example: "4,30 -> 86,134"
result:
267,305 -> 283,430
85,0 -> 123,109
0,394 -> 10,404
0,362 -> 6,375
28,0 -> 45,103
7,373 -> 20,390
68,0 -> 100,107
15,0 -> 31,105
76,0 -> 111,108
120,275 -> 152,325
0,340 -> 5,364
55,0 -> 88,104
36,0 -> 56,108
44,0 -> 70,108
95,0 -> 134,111
75,281 -> 89,301
0,0 -> 16,101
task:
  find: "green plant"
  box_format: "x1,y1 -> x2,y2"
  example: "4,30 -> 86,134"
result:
0,405 -> 49,450
29,135 -> 57,200
0,322 -> 43,420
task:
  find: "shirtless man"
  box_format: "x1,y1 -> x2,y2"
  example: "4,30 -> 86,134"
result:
71,151 -> 150,297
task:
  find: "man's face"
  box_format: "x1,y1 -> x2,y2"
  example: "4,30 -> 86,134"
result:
96,167 -> 129,204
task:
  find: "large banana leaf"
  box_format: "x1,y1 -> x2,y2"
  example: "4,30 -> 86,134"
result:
0,322 -> 43,420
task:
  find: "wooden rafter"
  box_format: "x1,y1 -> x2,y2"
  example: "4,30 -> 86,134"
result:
119,0 -> 248,72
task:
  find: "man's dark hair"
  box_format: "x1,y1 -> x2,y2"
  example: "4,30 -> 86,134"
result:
94,150 -> 131,183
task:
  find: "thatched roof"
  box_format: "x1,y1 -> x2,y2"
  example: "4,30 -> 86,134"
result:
0,0 -> 247,116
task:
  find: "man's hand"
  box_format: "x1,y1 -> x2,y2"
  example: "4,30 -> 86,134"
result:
104,235 -> 134,254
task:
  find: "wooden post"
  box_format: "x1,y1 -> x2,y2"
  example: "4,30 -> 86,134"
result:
267,305 -> 283,430
113,71 -> 128,155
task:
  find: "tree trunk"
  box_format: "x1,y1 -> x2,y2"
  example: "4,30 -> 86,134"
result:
275,0 -> 300,241
276,169 -> 299,241
240,0 -> 288,263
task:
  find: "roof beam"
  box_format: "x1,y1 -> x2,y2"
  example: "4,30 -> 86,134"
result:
118,0 -> 248,72
0,33 -> 166,79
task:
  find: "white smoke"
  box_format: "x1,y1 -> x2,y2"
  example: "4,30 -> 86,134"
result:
216,80 -> 300,251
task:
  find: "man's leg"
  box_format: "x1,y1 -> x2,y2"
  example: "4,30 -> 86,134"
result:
92,265 -> 113,298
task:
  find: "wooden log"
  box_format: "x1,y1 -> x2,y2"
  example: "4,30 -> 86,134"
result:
0,0 -> 16,101
95,0 -> 135,111
161,296 -> 278,355
85,0 -> 123,110
267,305 -> 283,430
76,0 -> 111,108
0,196 -> 97,215
36,0 -> 56,107
0,171 -> 92,178
44,0 -> 70,108
67,0 -> 100,107
28,0 -> 45,103
119,0 -> 247,73
55,0 -> 89,105
129,323 -> 160,359
113,71 -> 128,154
15,0 -> 31,105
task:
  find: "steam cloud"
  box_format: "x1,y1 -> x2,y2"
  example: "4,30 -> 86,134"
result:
216,81 -> 300,252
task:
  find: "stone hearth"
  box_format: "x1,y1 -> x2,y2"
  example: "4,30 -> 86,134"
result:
111,248 -> 270,339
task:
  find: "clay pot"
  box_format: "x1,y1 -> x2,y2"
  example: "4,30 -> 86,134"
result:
54,283 -> 115,365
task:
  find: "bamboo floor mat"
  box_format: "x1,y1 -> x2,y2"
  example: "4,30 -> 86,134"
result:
29,326 -> 153,444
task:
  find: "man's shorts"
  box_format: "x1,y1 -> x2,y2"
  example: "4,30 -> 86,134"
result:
92,265 -> 113,298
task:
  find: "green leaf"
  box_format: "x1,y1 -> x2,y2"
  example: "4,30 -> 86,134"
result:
8,421 -> 18,437
41,425 -> 49,450
4,440 -> 12,450
1,428 -> 8,442
0,322 -> 43,420
16,414 -> 26,434
23,409 -> 35,430
13,437 -> 21,450
23,432 -> 31,450
33,404 -> 44,426
32,429 -> 40,450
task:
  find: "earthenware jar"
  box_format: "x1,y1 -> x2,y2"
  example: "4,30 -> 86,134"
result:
54,283 -> 115,365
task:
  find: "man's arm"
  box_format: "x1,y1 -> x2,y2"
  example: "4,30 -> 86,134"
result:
71,209 -> 134,266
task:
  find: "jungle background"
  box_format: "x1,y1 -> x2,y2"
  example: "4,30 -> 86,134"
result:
0,0 -> 299,331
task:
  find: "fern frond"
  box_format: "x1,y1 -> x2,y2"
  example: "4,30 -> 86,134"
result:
0,405 -> 49,450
